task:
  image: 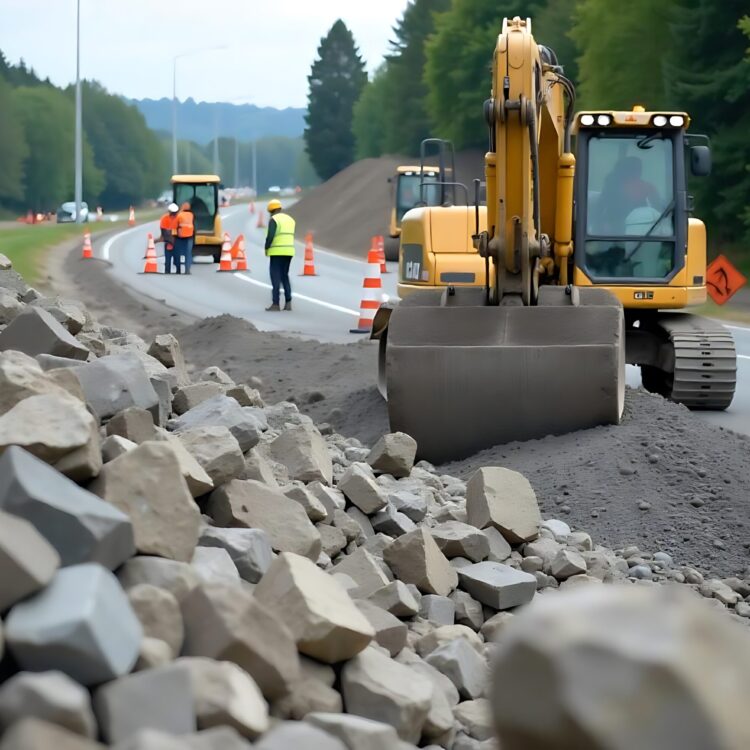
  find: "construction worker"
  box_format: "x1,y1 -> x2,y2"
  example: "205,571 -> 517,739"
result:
175,201 -> 195,275
264,198 -> 295,311
157,203 -> 180,274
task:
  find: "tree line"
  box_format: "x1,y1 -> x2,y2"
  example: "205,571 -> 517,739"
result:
304,0 -> 750,244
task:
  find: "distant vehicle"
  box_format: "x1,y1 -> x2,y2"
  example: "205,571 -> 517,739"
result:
157,191 -> 171,205
171,174 -> 223,263
280,187 -> 295,197
268,185 -> 281,194
56,201 -> 89,223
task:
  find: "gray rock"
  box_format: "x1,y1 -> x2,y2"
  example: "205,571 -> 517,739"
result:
388,490 -> 428,523
73,353 -> 160,421
338,463 -> 388,514
89,441 -> 201,562
178,426 -> 245,487
33,297 -> 87,335
491,584 -> 750,750
366,432 -> 417,479
307,712 -> 400,750
198,526 -> 272,583
432,522 -> 490,563
244,447 -> 281,487
550,548 -> 588,580
0,306 -> 89,360
134,637 -> 174,671
151,431 -> 215,498
457,561 -> 536,611
355,600 -> 408,656
0,670 -> 96,737
383,528 -> 458,596
148,333 -> 185,369
284,483 -> 328,522
184,726 -> 254,750
270,423 -> 333,484
346,506 -> 375,538
415,625 -> 485,658
181,582 -> 301,700
0,510 -> 60,611
0,350 -> 74,416
466,467 -> 541,543
0,392 -> 96,463
118,556 -> 201,602
318,523 -> 348,557
272,675 -> 343,720
341,646 -> 433,742
0,446 -> 134,569
367,580 -> 420,617
0,290 -> 24,324
207,479 -> 321,561
332,508 -> 364,543
255,721 -> 347,750
198,366 -> 234,386
454,699 -> 493,741
309,480 -> 346,517
5,563 -> 142,686
173,382 -> 225,416
425,639 -> 488,700
105,407 -> 156,444
419,595 -> 455,626
451,590 -> 485,632
330,547 -> 390,598
127,584 -> 184,658
191,546 -> 240,585
148,376 -> 172,428
101,434 -> 137,462
0,718 -> 104,749
225,384 -> 264,407
176,656 -> 269,738
111,728 -> 189,750
170,395 -> 263,452
94,664 -> 195,744
255,552 -> 374,663
371,503 -> 416,537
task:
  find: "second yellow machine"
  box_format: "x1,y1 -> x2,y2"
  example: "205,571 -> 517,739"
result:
372,17 -> 736,463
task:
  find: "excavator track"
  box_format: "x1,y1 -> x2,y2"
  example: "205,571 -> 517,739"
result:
641,314 -> 736,410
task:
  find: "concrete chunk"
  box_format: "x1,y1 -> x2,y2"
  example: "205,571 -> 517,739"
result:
330,547 -> 389,598
178,426 -> 245,487
419,595 -> 455,626
198,526 -> 272,583
354,600 -> 407,657
367,580 -> 419,617
371,504 -> 416,537
94,664 -> 195,744
338,463 -> 387,514
191,546 -> 240,585
0,670 -> 96,737
106,407 -> 156,444
383,528 -> 458,596
431,522 -> 490,563
207,479 -> 321,560
0,306 -> 89,360
89,442 -> 201,562
255,552 -> 374,663
425,639 -> 488,700
0,446 -> 134,569
0,510 -> 60,611
270,423 -> 333,484
0,350 -> 75,416
181,582 -> 300,700
550,548 -> 588,580
284,483 -> 328,522
148,333 -> 185,369
5,563 -> 142,686
366,432 -> 417,479
173,382 -> 225,416
255,721 -> 347,750
457,561 -> 536,610
307,712 -> 401,750
0,718 -> 104,750
127,584 -> 184,658
118,556 -> 201,602
466,467 -> 541,543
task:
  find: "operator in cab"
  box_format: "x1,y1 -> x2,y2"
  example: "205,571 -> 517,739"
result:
157,203 -> 180,274
175,202 -> 195,275
264,199 -> 296,311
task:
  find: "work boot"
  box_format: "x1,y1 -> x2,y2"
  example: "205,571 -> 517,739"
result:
284,301 -> 292,311
265,304 -> 281,312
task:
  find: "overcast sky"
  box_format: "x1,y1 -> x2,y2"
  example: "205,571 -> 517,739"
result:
0,0 -> 411,109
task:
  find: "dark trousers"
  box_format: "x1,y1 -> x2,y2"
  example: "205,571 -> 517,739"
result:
269,255 -> 292,305
175,236 -> 193,273
164,244 -> 179,274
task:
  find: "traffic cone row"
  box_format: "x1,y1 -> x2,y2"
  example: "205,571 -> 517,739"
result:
217,233 -> 234,272
300,232 -> 317,276
128,206 -> 136,226
350,245 -> 383,334
81,231 -> 93,259
142,234 -> 158,273
376,235 -> 388,274
235,235 -> 248,271
256,211 -> 266,229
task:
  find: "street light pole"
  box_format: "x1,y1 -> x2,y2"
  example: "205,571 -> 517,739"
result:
74,0 -> 83,222
252,139 -> 258,197
234,137 -> 240,188
172,60 -> 178,174
213,109 -> 220,175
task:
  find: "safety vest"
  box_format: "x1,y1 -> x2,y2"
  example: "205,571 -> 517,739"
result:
176,210 -> 194,239
268,212 -> 296,256
160,213 -> 178,233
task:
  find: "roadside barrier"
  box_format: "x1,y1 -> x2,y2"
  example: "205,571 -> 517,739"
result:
81,231 -> 93,259
217,233 -> 235,272
300,232 -> 317,276
350,246 -> 383,334
142,234 -> 158,273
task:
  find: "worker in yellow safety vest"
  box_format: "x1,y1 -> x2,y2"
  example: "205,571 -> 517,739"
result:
264,198 -> 296,311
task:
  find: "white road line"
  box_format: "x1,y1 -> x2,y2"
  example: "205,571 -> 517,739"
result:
101,224 -> 150,261
739,355 -> 750,360
234,273 -> 360,317
724,324 -> 750,332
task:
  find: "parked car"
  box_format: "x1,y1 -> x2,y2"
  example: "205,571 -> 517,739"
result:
268,185 -> 281,194
56,201 -> 89,223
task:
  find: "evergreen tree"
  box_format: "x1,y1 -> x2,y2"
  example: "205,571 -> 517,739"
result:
0,72 -> 28,204
352,66 -> 392,159
304,20 -> 367,180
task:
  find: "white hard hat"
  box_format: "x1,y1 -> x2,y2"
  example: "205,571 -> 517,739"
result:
168,202 -> 179,213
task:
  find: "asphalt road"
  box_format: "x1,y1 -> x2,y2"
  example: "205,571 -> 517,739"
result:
97,205 -> 750,436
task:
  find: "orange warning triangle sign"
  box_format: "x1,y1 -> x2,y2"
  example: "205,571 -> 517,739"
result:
706,255 -> 747,305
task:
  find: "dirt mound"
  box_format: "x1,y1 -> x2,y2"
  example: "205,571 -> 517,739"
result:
176,314 -> 750,578
289,150 -> 486,258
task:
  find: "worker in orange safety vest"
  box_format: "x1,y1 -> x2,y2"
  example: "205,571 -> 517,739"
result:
175,202 -> 195,275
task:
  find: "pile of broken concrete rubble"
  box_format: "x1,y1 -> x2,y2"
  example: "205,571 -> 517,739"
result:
0,252 -> 749,750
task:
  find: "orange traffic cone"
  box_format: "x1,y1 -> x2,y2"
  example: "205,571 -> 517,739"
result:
217,233 -> 235,272
229,236 -> 241,259
256,211 -> 265,229
377,235 -> 388,274
142,233 -> 158,273
234,235 -> 248,271
350,246 -> 383,334
249,201 -> 255,214
128,206 -> 136,226
300,232 -> 317,276
81,231 -> 93,259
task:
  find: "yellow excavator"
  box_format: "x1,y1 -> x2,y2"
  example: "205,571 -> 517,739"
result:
372,17 -> 736,463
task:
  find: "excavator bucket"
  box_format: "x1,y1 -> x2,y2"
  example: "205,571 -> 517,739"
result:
378,288 -> 625,463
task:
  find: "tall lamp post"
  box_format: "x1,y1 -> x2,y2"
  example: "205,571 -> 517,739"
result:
74,0 -> 83,222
